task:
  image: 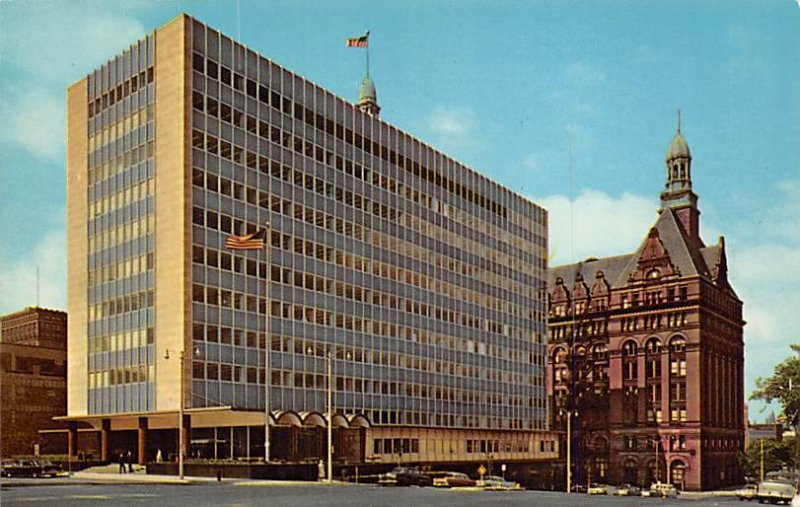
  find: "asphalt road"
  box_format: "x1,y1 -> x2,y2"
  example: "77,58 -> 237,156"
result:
1,481 -> 751,507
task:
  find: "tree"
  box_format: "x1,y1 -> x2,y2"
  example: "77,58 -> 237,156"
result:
739,438 -> 793,479
750,344 -> 800,426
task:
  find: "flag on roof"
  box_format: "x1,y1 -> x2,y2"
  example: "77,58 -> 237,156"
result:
346,32 -> 369,48
225,229 -> 267,250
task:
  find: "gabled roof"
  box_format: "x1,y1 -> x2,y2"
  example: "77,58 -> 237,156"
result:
549,208 -> 733,293
612,208 -> 708,287
550,253 -> 633,289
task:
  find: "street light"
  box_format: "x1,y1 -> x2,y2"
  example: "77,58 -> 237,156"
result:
326,352 -> 333,484
560,408 -> 578,493
308,346 -> 334,483
164,348 -> 185,480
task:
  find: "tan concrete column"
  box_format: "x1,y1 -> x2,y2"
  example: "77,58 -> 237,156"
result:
138,417 -> 148,465
101,419 -> 111,462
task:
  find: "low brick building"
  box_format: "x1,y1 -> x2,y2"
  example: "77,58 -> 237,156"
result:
1,307 -> 68,457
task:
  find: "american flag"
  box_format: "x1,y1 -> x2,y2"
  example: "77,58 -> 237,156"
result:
346,32 -> 369,48
225,229 -> 267,250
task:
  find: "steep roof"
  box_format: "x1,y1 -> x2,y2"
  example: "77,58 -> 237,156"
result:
549,208 -> 728,291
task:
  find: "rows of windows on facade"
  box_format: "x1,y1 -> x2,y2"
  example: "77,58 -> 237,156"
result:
82,18 -> 551,431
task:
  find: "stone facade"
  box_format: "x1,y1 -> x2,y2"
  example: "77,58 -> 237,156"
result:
546,121 -> 745,491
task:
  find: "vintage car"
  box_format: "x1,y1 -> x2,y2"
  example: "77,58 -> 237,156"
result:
377,466 -> 432,487
1,460 -> 43,478
613,483 -> 642,496
648,482 -> 678,498
587,483 -> 609,495
737,483 -> 758,501
477,475 -> 521,491
756,480 -> 796,505
431,471 -> 476,488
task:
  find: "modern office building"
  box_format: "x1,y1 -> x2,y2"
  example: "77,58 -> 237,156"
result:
64,14 -> 556,476
1,307 -> 68,457
546,119 -> 745,491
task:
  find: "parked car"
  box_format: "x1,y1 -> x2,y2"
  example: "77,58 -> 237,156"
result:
432,472 -> 476,488
0,459 -> 17,477
34,460 -> 63,478
378,467 -> 432,487
477,475 -> 521,491
1,460 -> 43,478
571,484 -> 587,493
587,483 -> 608,495
756,480 -> 795,505
614,484 -> 642,496
649,482 -> 678,498
737,483 -> 758,501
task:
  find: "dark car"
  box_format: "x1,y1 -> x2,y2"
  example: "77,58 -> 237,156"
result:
2,459 -> 43,478
1,459 -> 17,477
35,460 -> 63,477
378,467 -> 432,487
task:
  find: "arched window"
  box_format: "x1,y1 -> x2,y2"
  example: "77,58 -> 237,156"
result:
671,460 -> 687,489
592,344 -> 608,361
624,458 -> 638,485
645,337 -> 661,355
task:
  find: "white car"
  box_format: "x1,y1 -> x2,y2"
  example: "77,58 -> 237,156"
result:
757,480 -> 795,505
477,475 -> 521,491
587,483 -> 608,495
649,482 -> 678,498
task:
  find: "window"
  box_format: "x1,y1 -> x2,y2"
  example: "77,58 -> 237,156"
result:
192,53 -> 206,73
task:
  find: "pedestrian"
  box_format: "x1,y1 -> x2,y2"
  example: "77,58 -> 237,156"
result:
156,449 -> 163,463
118,452 -> 125,474
126,450 -> 133,473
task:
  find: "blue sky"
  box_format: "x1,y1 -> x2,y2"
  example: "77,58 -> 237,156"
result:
1,0 -> 798,420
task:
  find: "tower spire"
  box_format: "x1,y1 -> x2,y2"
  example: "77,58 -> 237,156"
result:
661,112 -> 700,242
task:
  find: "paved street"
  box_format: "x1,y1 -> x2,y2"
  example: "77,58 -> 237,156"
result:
1,480 -> 750,506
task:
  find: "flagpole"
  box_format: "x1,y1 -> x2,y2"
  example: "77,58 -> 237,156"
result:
366,31 -> 370,78
264,223 -> 271,463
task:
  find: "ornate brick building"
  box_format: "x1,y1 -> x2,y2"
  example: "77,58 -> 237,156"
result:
0,307 -> 68,457
546,119 -> 745,491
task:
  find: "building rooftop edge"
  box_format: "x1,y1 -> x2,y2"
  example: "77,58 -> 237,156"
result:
79,12 -> 546,216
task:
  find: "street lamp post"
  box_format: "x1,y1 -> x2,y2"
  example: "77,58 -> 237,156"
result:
327,352 -> 333,484
560,408 -> 577,493
165,348 -> 185,480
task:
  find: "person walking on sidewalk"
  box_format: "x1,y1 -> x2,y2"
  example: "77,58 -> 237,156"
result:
118,452 -> 126,474
126,451 -> 133,473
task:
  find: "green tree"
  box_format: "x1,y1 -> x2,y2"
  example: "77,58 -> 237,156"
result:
750,344 -> 800,426
740,438 -> 794,479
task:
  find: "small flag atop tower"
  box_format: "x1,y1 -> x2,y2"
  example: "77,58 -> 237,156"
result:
346,31 -> 369,48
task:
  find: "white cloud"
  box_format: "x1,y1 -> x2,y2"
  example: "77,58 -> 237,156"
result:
535,185 -> 800,421
0,86 -> 65,161
0,228 -> 66,313
5,6 -> 146,85
0,4 -> 146,162
429,106 -> 475,137
533,190 -> 658,265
